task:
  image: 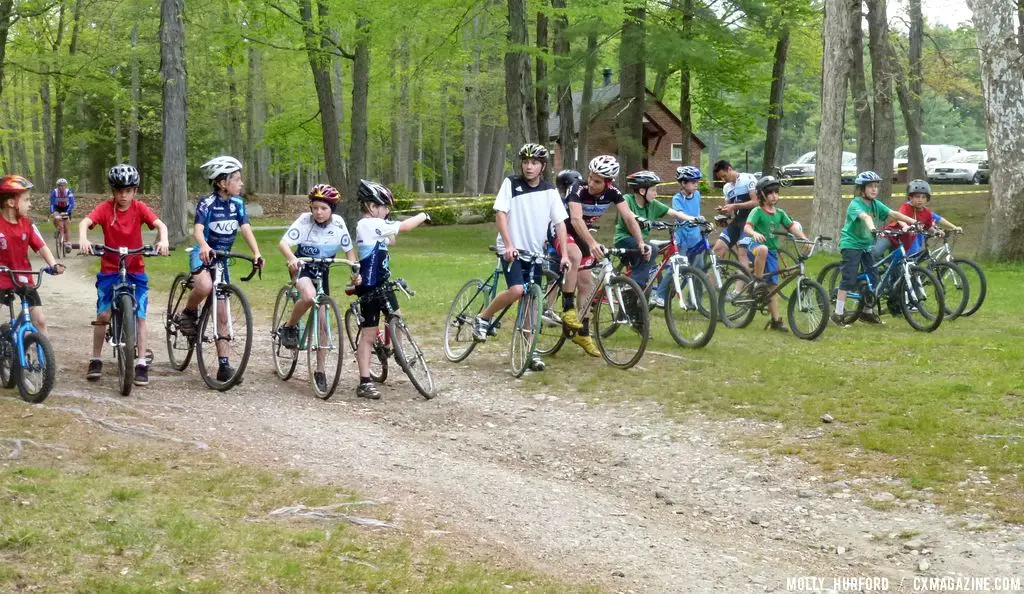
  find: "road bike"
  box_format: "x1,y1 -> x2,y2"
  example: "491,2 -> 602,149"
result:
52,213 -> 70,259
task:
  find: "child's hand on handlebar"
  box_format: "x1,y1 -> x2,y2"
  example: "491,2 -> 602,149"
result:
155,240 -> 170,256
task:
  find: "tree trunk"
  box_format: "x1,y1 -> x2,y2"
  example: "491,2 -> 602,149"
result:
330,30 -> 345,181
397,42 -> 412,188
535,9 -> 550,154
888,42 -> 925,185
114,105 -> 123,164
812,0 -> 853,245
41,80 -> 52,186
577,31 -> 597,164
652,66 -> 677,101
52,0 -> 83,183
478,124 -> 495,191
616,2 -> 646,177
30,93 -> 43,182
0,0 -> 13,100
552,0 -> 575,171
129,22 -> 140,166
416,118 -> 426,193
14,76 -> 29,175
439,81 -> 452,193
762,28 -> 790,174
347,18 -> 370,221
506,0 -> 536,149
866,0 -> 894,200
487,127 -> 508,193
905,0 -> 926,180
300,0 -> 346,192
678,0 -> 694,166
160,0 -> 189,244
462,15 -> 481,195
246,41 -> 271,194
966,0 -> 1024,259
849,0 -> 873,174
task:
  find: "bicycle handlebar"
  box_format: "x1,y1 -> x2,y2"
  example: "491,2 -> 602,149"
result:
184,248 -> 262,281
68,243 -> 174,256
296,257 -> 360,273
0,266 -> 55,290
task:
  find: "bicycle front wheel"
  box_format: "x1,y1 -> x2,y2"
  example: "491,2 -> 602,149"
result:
593,276 -> 649,369
443,279 -> 489,363
664,266 -> 717,349
510,283 -> 542,377
271,284 -> 299,380
718,273 -> 756,329
390,316 -> 435,399
54,230 -> 65,259
17,333 -> 55,403
899,265 -> 944,332
307,296 -> 344,400
114,294 -> 137,397
165,272 -> 195,371
196,284 -> 253,391
953,258 -> 986,316
535,270 -> 566,357
787,278 -> 829,340
929,261 -> 969,320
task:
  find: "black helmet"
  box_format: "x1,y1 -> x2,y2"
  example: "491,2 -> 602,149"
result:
556,169 -> 583,193
626,170 -> 661,190
518,143 -> 549,161
108,164 -> 140,189
755,175 -> 782,198
907,178 -> 932,199
357,179 -> 395,206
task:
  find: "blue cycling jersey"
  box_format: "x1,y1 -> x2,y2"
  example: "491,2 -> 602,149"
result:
194,194 -> 249,252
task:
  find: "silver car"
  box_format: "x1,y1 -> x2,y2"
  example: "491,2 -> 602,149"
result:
927,151 -> 988,185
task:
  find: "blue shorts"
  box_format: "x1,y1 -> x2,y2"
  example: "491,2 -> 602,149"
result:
189,249 -> 230,283
745,244 -> 779,285
96,272 -> 149,320
500,256 -> 544,289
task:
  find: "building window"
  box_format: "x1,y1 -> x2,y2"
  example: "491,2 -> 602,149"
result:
671,143 -> 683,162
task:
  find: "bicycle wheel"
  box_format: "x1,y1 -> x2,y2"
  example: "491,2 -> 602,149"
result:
535,270 -> 566,357
664,265 -> 717,348
345,305 -> 388,382
196,284 -> 253,391
307,296 -> 344,400
816,262 -> 842,294
929,261 -> 969,320
718,273 -> 757,329
898,265 -> 945,332
954,258 -> 986,316
593,276 -> 648,369
271,284 -> 299,380
390,316 -> 435,399
54,230 -> 64,259
443,278 -> 488,363
17,333 -> 55,403
717,258 -> 750,280
510,283 -> 542,377
116,294 -> 136,397
165,272 -> 195,371
0,325 -> 17,389
787,278 -> 829,340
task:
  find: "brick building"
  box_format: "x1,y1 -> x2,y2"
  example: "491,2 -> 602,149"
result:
547,71 -> 705,183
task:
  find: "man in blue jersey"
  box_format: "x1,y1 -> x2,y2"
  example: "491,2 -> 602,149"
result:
711,160 -> 757,271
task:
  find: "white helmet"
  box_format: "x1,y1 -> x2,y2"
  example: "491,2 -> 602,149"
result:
200,155 -> 243,180
55,178 -> 68,186
589,155 -> 620,179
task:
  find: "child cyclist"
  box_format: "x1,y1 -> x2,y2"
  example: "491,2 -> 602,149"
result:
652,165 -> 706,307
833,170 -> 918,325
276,184 -> 358,392
78,165 -> 170,385
353,180 -> 430,400
871,179 -> 963,262
742,176 -> 809,332
49,177 -> 75,242
471,143 -> 571,372
176,155 -> 264,383
613,170 -> 703,302
0,175 -> 65,335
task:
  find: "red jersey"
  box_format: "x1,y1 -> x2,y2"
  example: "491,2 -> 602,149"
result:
883,202 -> 936,252
0,216 -> 46,290
86,200 -> 159,274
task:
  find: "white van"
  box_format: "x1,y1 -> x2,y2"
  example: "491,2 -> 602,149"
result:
893,144 -> 966,173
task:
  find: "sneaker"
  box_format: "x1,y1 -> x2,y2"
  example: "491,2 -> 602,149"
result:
830,313 -> 850,327
648,295 -> 665,309
134,364 -> 149,386
859,311 -> 884,325
767,318 -> 788,333
356,382 -> 381,400
177,308 -> 199,337
472,316 -> 489,342
144,349 -> 154,365
313,371 -> 327,393
279,324 -> 300,349
572,334 -> 601,357
217,364 -> 235,383
561,308 -> 584,331
86,359 -> 102,380
528,356 -> 546,372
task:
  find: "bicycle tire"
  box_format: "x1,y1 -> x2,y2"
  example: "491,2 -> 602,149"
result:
898,264 -> 945,332
54,229 -> 64,259
510,283 -> 543,377
929,261 -> 969,320
787,278 -> 829,340
718,273 -> 757,329
535,270 -> 566,357
116,294 -> 136,397
443,278 -> 488,363
196,284 -> 253,391
307,296 -> 344,400
816,262 -> 842,294
953,258 -> 986,317
664,265 -> 717,349
271,284 -> 299,380
593,275 -> 648,369
17,332 -> 55,404
390,316 -> 436,399
0,324 -> 17,389
165,272 -> 195,372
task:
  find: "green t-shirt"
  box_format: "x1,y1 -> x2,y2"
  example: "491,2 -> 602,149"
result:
746,206 -> 793,251
839,197 -> 891,251
613,194 -> 670,245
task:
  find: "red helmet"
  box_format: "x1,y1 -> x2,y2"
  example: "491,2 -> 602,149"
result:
308,183 -> 340,211
0,175 -> 33,196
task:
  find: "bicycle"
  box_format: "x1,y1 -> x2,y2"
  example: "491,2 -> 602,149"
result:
0,268 -> 57,403
718,234 -> 832,339
52,213 -> 70,259
72,244 -> 165,396
164,249 -> 259,391
905,229 -> 971,320
270,258 -> 351,400
442,248 -> 549,378
345,277 -> 435,398
921,229 -> 986,317
816,228 -> 946,332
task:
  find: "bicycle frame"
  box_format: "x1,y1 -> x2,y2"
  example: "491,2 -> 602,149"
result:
746,235 -> 826,307
847,231 -> 918,305
1,270 -> 45,370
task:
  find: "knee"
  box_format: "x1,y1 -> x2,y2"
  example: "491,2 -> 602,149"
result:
96,310 -> 112,324
754,245 -> 768,257
509,285 -> 525,299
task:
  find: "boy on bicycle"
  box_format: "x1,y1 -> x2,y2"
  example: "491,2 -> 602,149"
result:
870,179 -> 963,263
471,143 -> 570,372
49,177 -> 75,242
833,170 -> 918,325
0,175 -> 65,336
613,170 -> 703,306
78,165 -> 169,385
743,176 -> 809,332
353,180 -> 430,400
176,155 -> 264,383
652,165 -> 706,307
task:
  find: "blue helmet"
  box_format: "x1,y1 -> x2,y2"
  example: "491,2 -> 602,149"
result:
854,170 -> 883,187
676,166 -> 702,182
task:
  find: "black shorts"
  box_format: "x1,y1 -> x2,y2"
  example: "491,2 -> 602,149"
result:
0,288 -> 42,308
500,256 -> 544,289
839,249 -> 876,291
356,287 -> 399,328
298,265 -> 330,295
720,213 -> 749,247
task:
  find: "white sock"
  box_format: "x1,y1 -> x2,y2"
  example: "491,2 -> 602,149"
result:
835,299 -> 846,315
135,358 -> 148,367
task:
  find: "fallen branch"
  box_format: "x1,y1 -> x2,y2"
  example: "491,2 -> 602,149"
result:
1,437 -> 69,460
268,503 -> 394,528
53,407 -> 209,450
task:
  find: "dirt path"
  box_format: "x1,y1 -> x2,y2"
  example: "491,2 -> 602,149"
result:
33,258 -> 1024,593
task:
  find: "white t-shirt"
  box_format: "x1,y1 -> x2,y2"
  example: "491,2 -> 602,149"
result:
493,175 -> 568,256
724,173 -> 758,205
281,213 -> 353,258
356,217 -> 402,287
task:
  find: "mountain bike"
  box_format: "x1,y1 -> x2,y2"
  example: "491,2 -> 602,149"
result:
164,249 -> 259,391
905,229 -> 970,320
52,213 -> 69,259
270,258 -> 350,399
718,234 -> 832,340
0,268 -> 57,403
923,229 -> 986,317
346,277 -> 435,398
442,248 -> 549,377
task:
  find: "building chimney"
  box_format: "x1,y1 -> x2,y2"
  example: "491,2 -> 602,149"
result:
602,68 -> 613,87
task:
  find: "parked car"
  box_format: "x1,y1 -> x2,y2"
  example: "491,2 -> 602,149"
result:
927,151 -> 989,185
893,144 -> 966,179
777,151 -> 857,185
